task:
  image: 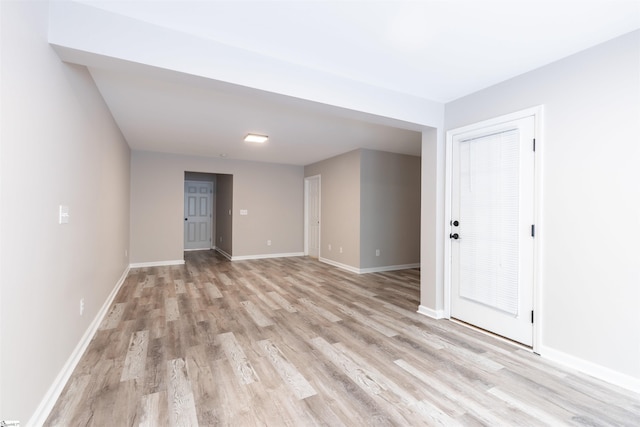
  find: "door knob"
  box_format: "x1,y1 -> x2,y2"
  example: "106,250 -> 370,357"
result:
450,233 -> 459,240
452,220 -> 459,227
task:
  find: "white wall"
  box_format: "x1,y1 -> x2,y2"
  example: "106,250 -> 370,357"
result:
445,30 -> 640,387
0,1 -> 131,422
130,151 -> 304,263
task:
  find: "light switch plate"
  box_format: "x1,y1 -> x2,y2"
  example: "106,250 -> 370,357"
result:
59,205 -> 69,224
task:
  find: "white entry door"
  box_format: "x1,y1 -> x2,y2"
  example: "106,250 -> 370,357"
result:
450,116 -> 535,346
184,181 -> 213,250
305,176 -> 320,258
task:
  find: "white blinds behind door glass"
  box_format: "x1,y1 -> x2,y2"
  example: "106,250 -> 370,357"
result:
459,129 -> 520,316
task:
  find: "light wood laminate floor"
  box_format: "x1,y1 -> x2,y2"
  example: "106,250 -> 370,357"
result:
46,251 -> 640,426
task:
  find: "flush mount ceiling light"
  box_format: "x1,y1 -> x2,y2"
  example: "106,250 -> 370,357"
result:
244,133 -> 269,143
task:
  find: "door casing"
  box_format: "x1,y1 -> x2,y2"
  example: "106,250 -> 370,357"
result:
304,175 -> 321,258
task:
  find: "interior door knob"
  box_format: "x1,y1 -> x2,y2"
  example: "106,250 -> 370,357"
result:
450,233 -> 459,239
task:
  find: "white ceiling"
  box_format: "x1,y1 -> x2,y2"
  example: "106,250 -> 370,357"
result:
71,0 -> 640,166
89,66 -> 424,164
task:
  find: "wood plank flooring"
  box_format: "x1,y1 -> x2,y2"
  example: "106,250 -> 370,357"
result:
46,250 -> 640,426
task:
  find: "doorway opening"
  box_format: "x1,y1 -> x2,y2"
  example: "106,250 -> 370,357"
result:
184,172 -> 233,259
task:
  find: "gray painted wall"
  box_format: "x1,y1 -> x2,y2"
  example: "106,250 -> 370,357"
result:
130,151 -> 304,263
185,171 -> 216,182
305,149 -> 421,270
216,174 -> 233,256
360,150 -> 421,269
305,150 -> 362,267
419,128 -> 444,314
445,30 -> 640,382
1,1 -> 131,421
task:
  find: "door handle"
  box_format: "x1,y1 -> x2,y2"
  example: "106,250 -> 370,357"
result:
450,233 -> 459,240
185,218 -> 188,221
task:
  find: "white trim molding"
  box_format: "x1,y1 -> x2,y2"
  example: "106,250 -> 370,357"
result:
539,345 -> 640,394
417,304 -> 445,319
319,257 -> 419,275
231,252 -> 305,261
216,249 -> 306,261
359,263 -> 420,274
215,247 -> 232,260
319,257 -> 360,274
28,266 -> 130,426
129,259 -> 185,268
304,174 -> 321,258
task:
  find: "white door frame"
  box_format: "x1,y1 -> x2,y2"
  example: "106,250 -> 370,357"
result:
304,175 -> 321,257
444,105 -> 544,352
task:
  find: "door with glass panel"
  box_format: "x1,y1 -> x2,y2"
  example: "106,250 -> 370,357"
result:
450,116 -> 535,346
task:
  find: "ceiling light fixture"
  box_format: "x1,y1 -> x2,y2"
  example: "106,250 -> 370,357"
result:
244,133 -> 268,143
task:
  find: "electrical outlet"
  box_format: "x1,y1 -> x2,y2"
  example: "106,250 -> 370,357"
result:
328,244 -> 332,251
376,249 -> 380,257
339,247 -> 343,253
267,240 -> 272,246
80,298 -> 85,316
125,249 -> 128,257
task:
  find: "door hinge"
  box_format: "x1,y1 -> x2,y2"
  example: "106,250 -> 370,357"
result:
531,224 -> 535,237
533,138 -> 536,152
531,310 -> 534,324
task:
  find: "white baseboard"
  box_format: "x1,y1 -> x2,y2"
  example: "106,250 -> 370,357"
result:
129,259 -> 185,268
318,257 -> 361,274
539,345 -> 640,394
28,265 -> 130,426
184,247 -> 212,252
214,248 -> 305,261
319,258 -> 419,275
215,247 -> 232,260
231,252 -> 304,261
417,304 -> 445,319
359,263 -> 420,274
